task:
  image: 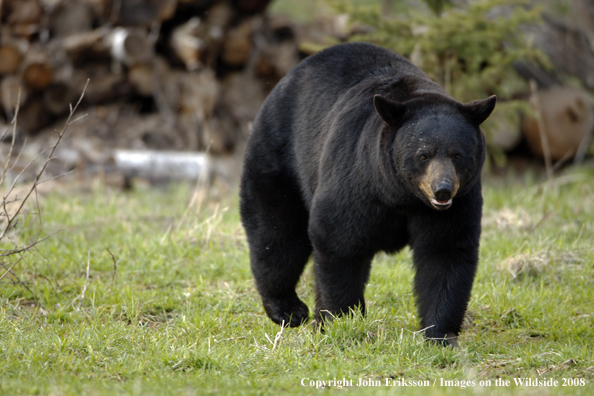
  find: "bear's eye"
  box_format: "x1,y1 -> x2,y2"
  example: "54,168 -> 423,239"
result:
454,154 -> 462,160
420,154 -> 428,161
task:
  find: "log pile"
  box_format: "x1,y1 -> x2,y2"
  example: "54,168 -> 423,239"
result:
4,0 -> 590,182
0,0 -> 322,158
515,0 -> 594,163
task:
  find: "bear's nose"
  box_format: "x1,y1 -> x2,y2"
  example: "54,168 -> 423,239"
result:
434,182 -> 453,202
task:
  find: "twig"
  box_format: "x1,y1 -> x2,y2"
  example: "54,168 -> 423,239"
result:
151,48 -> 177,136
528,212 -> 551,233
0,196 -> 24,206
0,230 -> 61,258
0,252 -> 40,304
0,81 -> 87,297
529,80 -> 553,181
9,137 -> 27,173
0,124 -> 10,142
0,80 -> 89,241
319,310 -> 336,319
3,147 -> 53,200
0,252 -> 25,283
552,150 -> 574,173
42,256 -> 69,299
76,251 -> 91,311
574,126 -> 593,165
413,324 -> 435,335
37,169 -> 78,184
264,320 -> 286,352
67,114 -> 89,126
173,142 -> 212,234
0,88 -> 20,187
107,248 -> 118,287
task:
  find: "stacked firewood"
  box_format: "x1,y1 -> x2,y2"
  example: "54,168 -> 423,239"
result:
0,0 -> 314,156
516,1 -> 594,164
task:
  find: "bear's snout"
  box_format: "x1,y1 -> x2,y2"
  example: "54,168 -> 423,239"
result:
434,181 -> 453,202
430,180 -> 456,209
419,159 -> 460,210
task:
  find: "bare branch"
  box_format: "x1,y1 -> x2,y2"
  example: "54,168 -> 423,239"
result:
0,87 -> 21,187
0,230 -> 61,258
0,81 -> 88,294
67,114 -> 89,126
0,252 -> 25,283
0,80 -> 89,241
37,169 -> 77,185
9,137 -> 28,173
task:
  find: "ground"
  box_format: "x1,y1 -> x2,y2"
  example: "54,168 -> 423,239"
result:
0,165 -> 593,395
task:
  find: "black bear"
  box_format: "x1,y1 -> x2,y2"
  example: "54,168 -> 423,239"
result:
240,42 -> 495,346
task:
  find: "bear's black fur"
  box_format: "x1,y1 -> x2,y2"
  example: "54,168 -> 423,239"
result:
240,42 -> 496,346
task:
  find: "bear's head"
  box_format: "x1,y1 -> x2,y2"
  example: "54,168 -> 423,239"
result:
374,94 -> 496,210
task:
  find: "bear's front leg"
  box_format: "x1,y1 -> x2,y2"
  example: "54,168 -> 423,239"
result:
411,245 -> 478,347
312,250 -> 373,323
408,186 -> 482,347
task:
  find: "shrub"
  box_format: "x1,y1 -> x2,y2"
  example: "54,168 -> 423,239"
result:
328,0 -> 549,164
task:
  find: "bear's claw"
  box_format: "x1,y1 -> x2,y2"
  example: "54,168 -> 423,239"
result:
262,295 -> 309,327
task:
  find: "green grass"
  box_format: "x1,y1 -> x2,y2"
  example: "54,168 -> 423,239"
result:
1,166 -> 594,395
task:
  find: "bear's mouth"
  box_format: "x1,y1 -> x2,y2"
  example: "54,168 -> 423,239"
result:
430,197 -> 452,210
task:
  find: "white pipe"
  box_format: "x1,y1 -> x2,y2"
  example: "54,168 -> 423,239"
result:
113,149 -> 210,181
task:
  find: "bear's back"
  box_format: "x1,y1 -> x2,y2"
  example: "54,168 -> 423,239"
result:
292,42 -> 424,87
243,43 -> 434,207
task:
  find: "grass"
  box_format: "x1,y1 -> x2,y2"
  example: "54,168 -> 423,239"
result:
1,166 -> 593,395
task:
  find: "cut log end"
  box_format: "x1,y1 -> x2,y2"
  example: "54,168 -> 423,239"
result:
522,86 -> 594,161
23,63 -> 54,91
0,45 -> 23,75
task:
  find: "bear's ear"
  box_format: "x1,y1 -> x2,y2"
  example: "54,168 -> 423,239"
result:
462,95 -> 497,125
374,94 -> 406,126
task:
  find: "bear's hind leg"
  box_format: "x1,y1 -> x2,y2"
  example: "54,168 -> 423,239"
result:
241,176 -> 312,327
249,238 -> 311,327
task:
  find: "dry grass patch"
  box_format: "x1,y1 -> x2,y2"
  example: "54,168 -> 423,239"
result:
498,249 -> 583,280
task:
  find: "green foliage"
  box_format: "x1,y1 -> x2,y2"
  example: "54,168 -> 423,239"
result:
424,0 -> 454,16
332,0 -> 546,99
327,0 -> 548,161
